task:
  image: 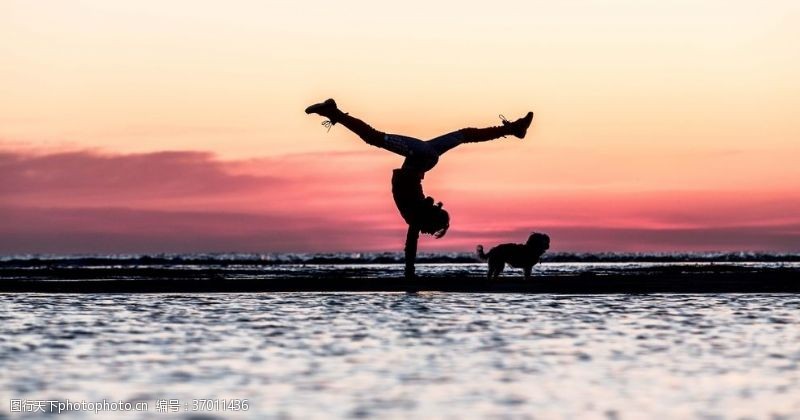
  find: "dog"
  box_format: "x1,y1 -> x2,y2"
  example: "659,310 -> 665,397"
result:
477,233 -> 550,280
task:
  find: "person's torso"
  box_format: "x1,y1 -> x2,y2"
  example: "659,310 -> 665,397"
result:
391,168 -> 426,225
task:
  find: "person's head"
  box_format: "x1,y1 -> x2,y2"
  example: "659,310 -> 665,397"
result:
418,199 -> 450,239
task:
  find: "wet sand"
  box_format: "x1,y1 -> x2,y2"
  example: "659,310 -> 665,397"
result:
1,265 -> 798,293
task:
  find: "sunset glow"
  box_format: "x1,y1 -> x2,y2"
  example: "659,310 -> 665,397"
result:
2,1 -> 799,253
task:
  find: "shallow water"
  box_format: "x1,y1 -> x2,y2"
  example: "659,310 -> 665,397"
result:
1,293 -> 800,419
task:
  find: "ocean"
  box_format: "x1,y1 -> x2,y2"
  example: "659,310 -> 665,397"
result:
1,253 -> 799,419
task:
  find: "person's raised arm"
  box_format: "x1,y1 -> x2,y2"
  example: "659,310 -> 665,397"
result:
404,225 -> 420,279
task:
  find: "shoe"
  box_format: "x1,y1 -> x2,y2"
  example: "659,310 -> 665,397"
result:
500,111 -> 534,139
305,98 -> 338,118
305,99 -> 340,131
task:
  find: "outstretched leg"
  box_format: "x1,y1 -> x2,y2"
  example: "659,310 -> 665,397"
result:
306,99 -> 385,147
427,112 -> 534,155
306,98 -> 431,158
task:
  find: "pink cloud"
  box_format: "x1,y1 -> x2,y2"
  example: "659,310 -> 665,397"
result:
2,147 -> 800,253
0,150 -> 280,206
0,206 -> 403,254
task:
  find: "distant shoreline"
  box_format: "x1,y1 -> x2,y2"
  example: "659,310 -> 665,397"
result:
3,251 -> 800,266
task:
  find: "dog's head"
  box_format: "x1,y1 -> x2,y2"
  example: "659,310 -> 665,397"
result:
525,232 -> 550,253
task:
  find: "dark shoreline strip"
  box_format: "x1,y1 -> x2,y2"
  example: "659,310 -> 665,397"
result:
1,271 -> 799,293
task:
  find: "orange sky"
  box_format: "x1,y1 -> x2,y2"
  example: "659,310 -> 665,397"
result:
1,1 -> 799,253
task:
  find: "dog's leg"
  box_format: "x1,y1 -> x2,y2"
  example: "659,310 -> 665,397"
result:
487,257 -> 499,280
492,263 -> 505,280
523,265 -> 532,280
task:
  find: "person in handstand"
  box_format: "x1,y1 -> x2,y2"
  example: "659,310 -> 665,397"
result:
305,99 -> 533,278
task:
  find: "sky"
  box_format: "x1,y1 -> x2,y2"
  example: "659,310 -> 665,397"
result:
1,0 -> 799,254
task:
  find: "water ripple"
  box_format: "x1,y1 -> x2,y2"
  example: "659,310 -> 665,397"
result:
1,294 -> 799,418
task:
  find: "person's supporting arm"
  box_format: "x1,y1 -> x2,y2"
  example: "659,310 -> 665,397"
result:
404,224 -> 420,278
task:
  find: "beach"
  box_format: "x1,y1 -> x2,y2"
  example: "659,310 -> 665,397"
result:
3,253 -> 800,418
2,253 -> 799,293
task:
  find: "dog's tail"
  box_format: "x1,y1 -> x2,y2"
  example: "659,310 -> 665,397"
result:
476,245 -> 488,260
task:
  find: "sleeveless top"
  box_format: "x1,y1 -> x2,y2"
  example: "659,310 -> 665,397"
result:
391,168 -> 427,226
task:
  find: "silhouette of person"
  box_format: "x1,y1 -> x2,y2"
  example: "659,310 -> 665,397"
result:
305,99 -> 533,278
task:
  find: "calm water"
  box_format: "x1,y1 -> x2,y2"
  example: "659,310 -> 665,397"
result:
1,293 -> 800,419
